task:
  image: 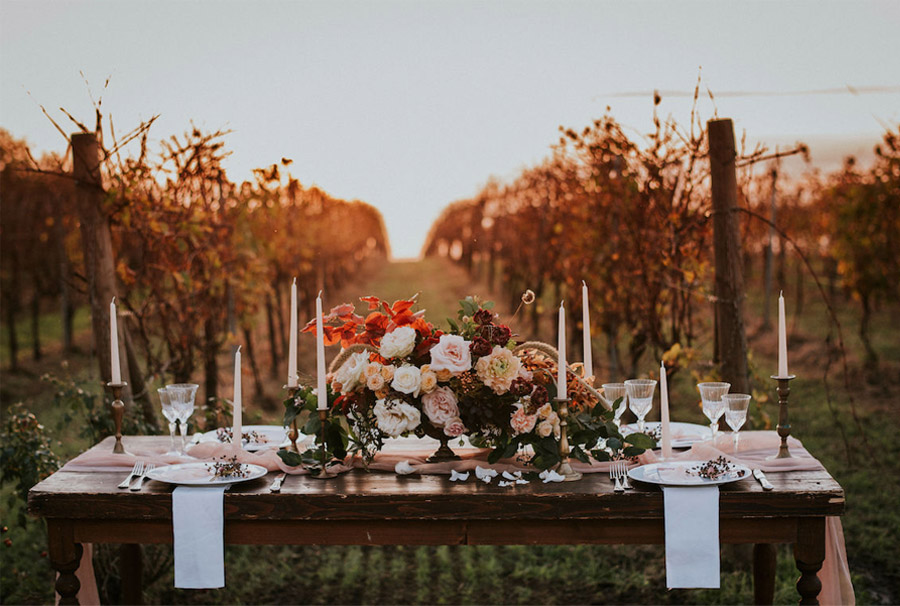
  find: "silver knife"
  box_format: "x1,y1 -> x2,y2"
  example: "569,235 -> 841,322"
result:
269,473 -> 287,493
753,469 -> 774,491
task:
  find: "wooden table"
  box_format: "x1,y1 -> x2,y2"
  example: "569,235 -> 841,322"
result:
28,436 -> 844,605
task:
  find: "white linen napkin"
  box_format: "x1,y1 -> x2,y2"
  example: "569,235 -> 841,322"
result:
662,485 -> 720,588
172,485 -> 230,589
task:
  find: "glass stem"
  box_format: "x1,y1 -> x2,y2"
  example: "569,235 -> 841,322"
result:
710,422 -> 717,441
178,421 -> 188,454
733,431 -> 740,454
638,417 -> 645,433
168,422 -> 177,453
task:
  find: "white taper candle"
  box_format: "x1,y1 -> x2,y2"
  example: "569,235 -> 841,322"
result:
582,281 -> 592,379
660,360 -> 672,459
558,301 -> 567,399
110,297 -> 121,384
288,277 -> 298,387
233,345 -> 242,454
316,291 -> 327,410
778,291 -> 789,377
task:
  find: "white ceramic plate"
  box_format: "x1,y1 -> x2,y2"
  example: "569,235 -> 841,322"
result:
380,435 -> 476,453
146,462 -> 269,486
194,425 -> 291,452
622,421 -> 711,448
628,460 -> 751,487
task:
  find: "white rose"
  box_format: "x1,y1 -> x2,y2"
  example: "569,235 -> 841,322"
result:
379,326 -> 417,359
374,398 -> 422,437
391,365 -> 422,397
333,351 -> 369,394
537,420 -> 554,438
428,334 -> 472,376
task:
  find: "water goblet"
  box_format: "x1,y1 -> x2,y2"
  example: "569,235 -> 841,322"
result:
602,383 -> 628,429
166,383 -> 199,454
158,387 -> 180,456
698,382 -> 731,441
722,393 -> 751,454
624,379 -> 657,433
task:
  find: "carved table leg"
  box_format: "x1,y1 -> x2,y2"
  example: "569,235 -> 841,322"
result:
120,544 -> 143,605
48,520 -> 82,606
753,543 -> 777,605
794,517 -> 826,605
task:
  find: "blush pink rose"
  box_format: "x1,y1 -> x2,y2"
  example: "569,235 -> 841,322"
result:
443,417 -> 466,438
421,386 -> 459,427
510,404 -> 537,435
428,334 -> 472,376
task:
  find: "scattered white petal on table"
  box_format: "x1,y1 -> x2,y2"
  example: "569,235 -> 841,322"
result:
539,469 -> 566,483
449,470 -> 469,482
502,470 -> 523,481
498,480 -> 515,487
394,460 -> 416,475
475,466 -> 498,482
515,478 -> 529,485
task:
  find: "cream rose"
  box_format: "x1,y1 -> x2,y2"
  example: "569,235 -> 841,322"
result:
428,334 -> 472,376
373,398 -> 421,437
391,365 -> 422,396
537,403 -> 553,419
419,368 -> 438,394
537,419 -> 554,438
510,404 -> 537,435
443,417 -> 466,438
474,346 -> 522,395
381,364 -> 395,381
365,362 -> 382,378
367,372 -> 385,391
421,386 -> 459,427
333,351 -> 369,394
379,326 -> 417,359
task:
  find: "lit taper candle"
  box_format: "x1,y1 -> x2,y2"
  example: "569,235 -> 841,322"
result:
558,300 -> 567,399
316,291 -> 327,410
582,281 -> 592,379
110,297 -> 122,384
659,360 -> 672,459
778,291 -> 789,377
288,277 -> 298,387
233,345 -> 242,454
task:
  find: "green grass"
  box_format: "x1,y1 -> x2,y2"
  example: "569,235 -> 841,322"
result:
2,257 -> 898,605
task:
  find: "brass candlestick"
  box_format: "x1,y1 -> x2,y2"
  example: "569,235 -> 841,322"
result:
310,409 -> 337,479
106,382 -> 128,454
283,384 -> 302,454
769,375 -> 796,459
555,397 -> 583,481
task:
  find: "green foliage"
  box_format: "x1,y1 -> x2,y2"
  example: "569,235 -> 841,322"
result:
0,404 -> 59,525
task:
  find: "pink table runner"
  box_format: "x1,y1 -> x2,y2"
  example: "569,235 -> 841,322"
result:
60,431 -> 854,605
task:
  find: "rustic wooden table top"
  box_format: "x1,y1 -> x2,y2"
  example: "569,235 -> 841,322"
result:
28,436 -> 845,522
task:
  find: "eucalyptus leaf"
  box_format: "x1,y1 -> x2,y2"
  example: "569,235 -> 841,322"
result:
624,432 -> 656,449
590,449 -> 611,462
277,449 -> 303,467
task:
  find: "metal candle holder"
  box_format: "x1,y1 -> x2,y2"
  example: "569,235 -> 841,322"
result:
106,382 -> 128,454
283,384 -> 302,454
555,397 -> 583,481
309,409 -> 337,479
769,375 -> 796,459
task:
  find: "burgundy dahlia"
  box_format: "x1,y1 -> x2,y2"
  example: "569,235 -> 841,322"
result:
531,385 -> 549,407
509,377 -> 533,397
470,336 -> 492,357
473,308 -> 494,325
492,324 -> 511,347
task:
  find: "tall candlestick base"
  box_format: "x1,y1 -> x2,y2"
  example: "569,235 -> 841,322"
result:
554,397 -> 583,482
283,384 -> 302,454
310,409 -> 338,479
106,382 -> 128,454
768,375 -> 796,460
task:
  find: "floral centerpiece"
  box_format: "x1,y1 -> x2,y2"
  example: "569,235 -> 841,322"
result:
279,295 -> 655,472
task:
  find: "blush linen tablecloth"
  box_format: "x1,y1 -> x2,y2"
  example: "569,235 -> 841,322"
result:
60,430 -> 853,605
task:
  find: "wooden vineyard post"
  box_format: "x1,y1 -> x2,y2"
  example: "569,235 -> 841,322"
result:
72,132 -> 131,395
708,119 -> 750,395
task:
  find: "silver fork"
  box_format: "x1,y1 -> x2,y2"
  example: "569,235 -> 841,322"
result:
118,461 -> 143,489
619,461 -> 633,490
130,463 -> 155,491
610,465 -> 624,492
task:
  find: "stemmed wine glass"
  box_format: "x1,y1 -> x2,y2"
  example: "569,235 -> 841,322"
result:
722,393 -> 751,454
158,387 -> 180,456
698,382 -> 731,441
166,383 -> 199,455
625,379 -> 657,433
602,383 -> 628,429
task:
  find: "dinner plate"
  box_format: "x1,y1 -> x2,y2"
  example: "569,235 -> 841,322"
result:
146,462 -> 269,486
193,425 -> 291,452
622,421 -> 710,448
381,435 -> 476,453
627,460 -> 751,487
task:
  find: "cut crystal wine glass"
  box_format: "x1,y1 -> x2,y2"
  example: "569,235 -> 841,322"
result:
625,379 -> 657,433
602,383 -> 628,429
166,383 -> 199,455
722,393 -> 751,454
698,382 -> 731,441
158,387 -> 179,456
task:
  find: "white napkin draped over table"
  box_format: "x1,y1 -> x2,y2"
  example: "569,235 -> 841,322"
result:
662,485 -> 720,589
172,485 -> 230,589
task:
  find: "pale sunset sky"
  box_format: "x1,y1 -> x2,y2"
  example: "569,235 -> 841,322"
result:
2,0 -> 898,257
